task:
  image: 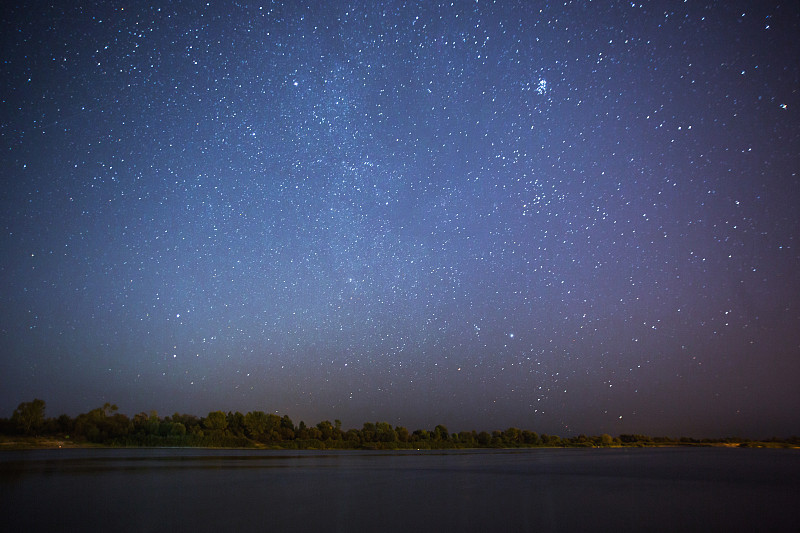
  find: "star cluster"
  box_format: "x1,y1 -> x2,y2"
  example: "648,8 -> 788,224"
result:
2,1 -> 798,436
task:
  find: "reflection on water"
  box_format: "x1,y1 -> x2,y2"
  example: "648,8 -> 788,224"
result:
2,448 -> 799,532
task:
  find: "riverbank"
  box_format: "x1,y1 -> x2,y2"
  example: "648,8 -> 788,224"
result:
2,434 -> 795,451
0,436 -> 97,449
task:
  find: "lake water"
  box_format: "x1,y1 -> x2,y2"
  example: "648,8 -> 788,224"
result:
1,447 -> 798,532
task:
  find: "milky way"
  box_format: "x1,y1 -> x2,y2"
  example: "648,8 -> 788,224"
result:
2,1 -> 798,436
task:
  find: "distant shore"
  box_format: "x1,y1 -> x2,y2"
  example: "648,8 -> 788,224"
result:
5,401 -> 798,451
2,435 -> 796,451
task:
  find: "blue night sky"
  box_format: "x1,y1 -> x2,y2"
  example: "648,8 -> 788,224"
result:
2,1 -> 798,437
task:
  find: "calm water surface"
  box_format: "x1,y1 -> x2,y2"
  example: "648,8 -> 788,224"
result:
2,447 -> 798,532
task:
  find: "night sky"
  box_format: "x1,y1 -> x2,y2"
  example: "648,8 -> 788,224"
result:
2,1 -> 799,438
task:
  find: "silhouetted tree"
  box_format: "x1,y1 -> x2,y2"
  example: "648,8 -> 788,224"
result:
521,430 -> 539,445
204,411 -> 228,432
55,413 -> 74,434
344,429 -> 360,443
504,427 -> 522,445
170,422 -> 186,437
172,413 -> 201,434
433,425 -> 449,441
316,420 -> 335,440
227,411 -> 246,437
375,422 -> 397,442
396,426 -> 411,443
279,415 -> 295,439
102,403 -> 118,417
297,420 -> 309,439
244,411 -> 269,440
12,399 -> 46,435
361,422 -> 377,442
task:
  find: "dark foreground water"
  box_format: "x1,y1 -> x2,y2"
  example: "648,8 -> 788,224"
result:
1,447 -> 798,532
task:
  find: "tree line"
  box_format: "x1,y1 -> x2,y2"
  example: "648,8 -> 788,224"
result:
2,399 -> 797,449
